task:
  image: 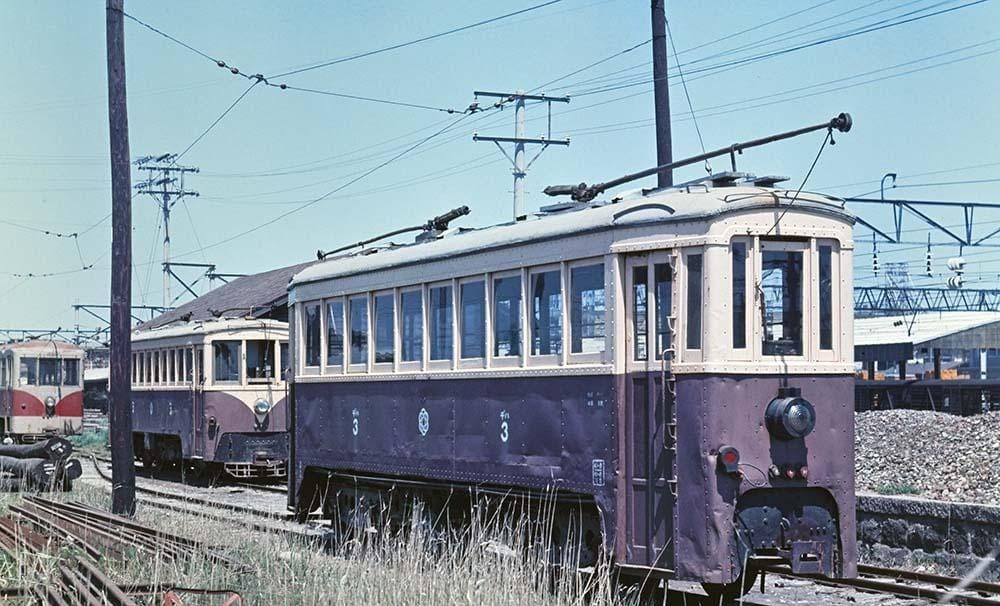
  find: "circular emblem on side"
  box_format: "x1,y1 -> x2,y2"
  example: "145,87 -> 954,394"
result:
418,408 -> 430,437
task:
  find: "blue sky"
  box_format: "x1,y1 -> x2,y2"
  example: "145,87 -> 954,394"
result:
1,0 -> 998,333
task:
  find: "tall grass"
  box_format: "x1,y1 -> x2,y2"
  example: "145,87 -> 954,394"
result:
0,484 -> 646,605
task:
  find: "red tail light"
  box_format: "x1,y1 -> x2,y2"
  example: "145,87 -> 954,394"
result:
717,445 -> 740,474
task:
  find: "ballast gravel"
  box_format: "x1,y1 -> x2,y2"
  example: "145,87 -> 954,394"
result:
855,409 -> 1000,505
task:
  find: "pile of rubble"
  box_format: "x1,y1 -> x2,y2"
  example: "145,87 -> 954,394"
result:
855,409 -> 1000,505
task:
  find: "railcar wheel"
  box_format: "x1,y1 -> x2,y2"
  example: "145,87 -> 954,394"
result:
701,569 -> 758,603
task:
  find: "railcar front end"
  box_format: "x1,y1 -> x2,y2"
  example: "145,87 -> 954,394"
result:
286,176 -> 856,598
130,319 -> 290,479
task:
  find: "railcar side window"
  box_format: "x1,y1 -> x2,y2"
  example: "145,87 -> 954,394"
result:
62,359 -> 79,386
132,354 -> 137,384
326,300 -> 345,367
494,276 -> 522,357
461,281 -> 486,359
213,341 -> 241,383
685,254 -> 703,350
531,270 -> 563,356
246,340 -> 275,381
167,350 -> 175,384
633,266 -> 648,360
280,342 -> 289,378
304,303 -> 321,367
654,263 -> 672,359
819,245 -> 833,350
429,285 -> 453,361
349,296 -> 369,366
761,250 -> 804,356
400,290 -> 423,362
374,294 -> 395,364
185,349 -> 194,383
153,352 -> 161,384
145,352 -> 152,383
571,264 -> 605,354
732,242 -> 747,349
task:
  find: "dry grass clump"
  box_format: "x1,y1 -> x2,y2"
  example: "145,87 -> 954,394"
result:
0,485 -> 641,605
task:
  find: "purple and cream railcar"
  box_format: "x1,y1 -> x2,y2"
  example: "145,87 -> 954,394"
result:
130,319 -> 289,478
0,340 -> 85,442
287,174 -> 856,596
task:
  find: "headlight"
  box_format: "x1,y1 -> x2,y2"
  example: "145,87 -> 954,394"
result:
253,398 -> 270,416
44,396 -> 56,413
765,395 -> 816,440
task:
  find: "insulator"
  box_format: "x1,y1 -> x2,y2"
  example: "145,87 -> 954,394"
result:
947,275 -> 963,289
872,255 -> 879,276
947,257 -> 966,273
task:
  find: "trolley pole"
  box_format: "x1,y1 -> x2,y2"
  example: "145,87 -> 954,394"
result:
651,0 -> 673,188
105,0 -> 136,516
473,90 -> 569,221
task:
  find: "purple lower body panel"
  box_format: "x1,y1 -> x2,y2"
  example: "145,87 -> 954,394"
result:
131,389 -> 287,464
673,373 -> 857,584
292,374 -> 619,518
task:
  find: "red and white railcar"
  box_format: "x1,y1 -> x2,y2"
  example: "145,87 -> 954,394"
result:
0,340 -> 85,442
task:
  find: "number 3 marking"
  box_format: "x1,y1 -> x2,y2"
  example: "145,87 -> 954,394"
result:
500,420 -> 509,443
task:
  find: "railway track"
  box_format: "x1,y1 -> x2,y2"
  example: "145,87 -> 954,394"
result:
764,562 -> 1000,606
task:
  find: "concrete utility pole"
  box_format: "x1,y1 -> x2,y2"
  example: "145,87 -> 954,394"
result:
105,0 -> 136,516
651,0 -> 673,188
135,156 -> 199,307
472,91 -> 569,221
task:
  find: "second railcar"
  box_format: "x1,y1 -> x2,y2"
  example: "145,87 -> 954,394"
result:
130,318 -> 289,478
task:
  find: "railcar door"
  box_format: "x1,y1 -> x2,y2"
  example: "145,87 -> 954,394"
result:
190,346 -> 205,458
623,253 -> 674,568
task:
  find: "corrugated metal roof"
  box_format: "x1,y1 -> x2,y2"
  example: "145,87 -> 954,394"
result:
139,261 -> 314,330
854,312 -> 1000,347
291,185 -> 851,287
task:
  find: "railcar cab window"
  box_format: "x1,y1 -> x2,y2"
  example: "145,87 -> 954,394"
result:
39,358 -> 60,386
62,359 -> 79,386
429,285 -> 453,361
654,263 -> 672,359
349,296 -> 369,367
632,266 -> 648,360
732,242 -> 748,349
531,269 -> 563,356
685,253 -> 703,350
761,244 -> 804,356
819,245 -> 834,350
304,303 -> 321,367
326,300 -> 345,368
400,290 -> 423,363
213,340 -> 241,383
571,264 -> 605,354
246,340 -> 276,382
460,280 -> 486,359
20,357 -> 37,385
493,275 -> 522,358
374,293 -> 395,364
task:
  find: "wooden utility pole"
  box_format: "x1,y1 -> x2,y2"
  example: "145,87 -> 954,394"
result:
106,0 -> 136,516
651,0 -> 673,188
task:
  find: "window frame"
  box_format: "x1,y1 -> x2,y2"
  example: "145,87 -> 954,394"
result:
457,275 -> 487,369
681,249 -> 704,360
426,280 -> 455,371
372,289 -> 396,372
490,269 -> 524,369
347,294 -> 371,373
527,263 -> 564,367
814,238 -> 839,361
323,297 -> 346,375
730,237 -> 753,361
567,257 -> 609,365
398,286 -> 425,372
211,339 -> 243,385
758,239 -> 810,360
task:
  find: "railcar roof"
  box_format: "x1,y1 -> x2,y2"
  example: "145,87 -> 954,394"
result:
132,317 -> 288,343
291,184 -> 851,287
1,340 -> 84,356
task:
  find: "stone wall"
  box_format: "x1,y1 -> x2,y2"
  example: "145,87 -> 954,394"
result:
857,493 -> 1000,580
